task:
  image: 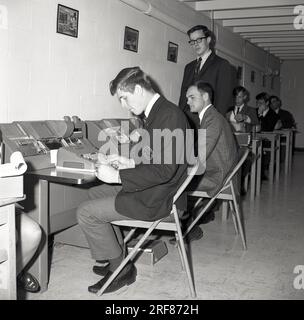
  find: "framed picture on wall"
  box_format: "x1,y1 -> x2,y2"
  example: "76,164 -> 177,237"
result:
262,74 -> 267,87
123,26 -> 139,52
250,70 -> 255,83
57,4 -> 79,38
167,42 -> 178,63
237,66 -> 243,81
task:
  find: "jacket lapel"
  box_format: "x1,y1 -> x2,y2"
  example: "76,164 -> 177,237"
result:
197,52 -> 216,76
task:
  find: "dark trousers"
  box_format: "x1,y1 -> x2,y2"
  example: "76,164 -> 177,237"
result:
76,184 -> 133,261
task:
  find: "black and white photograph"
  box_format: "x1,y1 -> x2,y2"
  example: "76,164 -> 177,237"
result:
0,0 -> 304,304
167,41 -> 178,63
123,26 -> 139,52
57,4 -> 79,38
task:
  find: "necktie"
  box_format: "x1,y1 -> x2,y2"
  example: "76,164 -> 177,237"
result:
195,57 -> 202,75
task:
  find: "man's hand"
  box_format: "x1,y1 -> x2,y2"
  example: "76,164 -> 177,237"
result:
106,154 -> 135,170
95,163 -> 121,184
235,113 -> 246,122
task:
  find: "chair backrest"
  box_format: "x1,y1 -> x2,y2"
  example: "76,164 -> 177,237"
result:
220,147 -> 249,192
173,159 -> 199,203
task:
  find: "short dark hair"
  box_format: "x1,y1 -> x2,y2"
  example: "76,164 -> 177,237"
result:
109,67 -> 154,96
256,92 -> 269,103
192,81 -> 214,104
269,95 -> 280,102
233,86 -> 248,97
187,25 -> 211,38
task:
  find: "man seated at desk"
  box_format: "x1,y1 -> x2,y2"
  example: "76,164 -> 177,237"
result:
182,81 -> 238,241
77,67 -> 191,294
269,95 -> 296,129
256,92 -> 282,180
226,86 -> 259,133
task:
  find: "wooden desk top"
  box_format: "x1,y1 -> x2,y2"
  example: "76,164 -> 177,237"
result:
27,167 -> 96,185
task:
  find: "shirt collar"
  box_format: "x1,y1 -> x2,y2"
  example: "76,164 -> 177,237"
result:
262,108 -> 270,118
235,104 -> 244,112
199,104 -> 213,124
198,49 -> 212,68
144,93 -> 160,118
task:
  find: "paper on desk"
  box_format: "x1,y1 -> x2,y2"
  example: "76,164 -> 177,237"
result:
0,151 -> 27,177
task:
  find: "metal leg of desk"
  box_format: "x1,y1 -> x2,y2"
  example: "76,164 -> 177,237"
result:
275,137 -> 280,182
34,179 -> 49,293
250,149 -> 256,201
269,143 -> 275,184
289,132 -> 294,171
256,143 -> 262,197
284,134 -> 290,175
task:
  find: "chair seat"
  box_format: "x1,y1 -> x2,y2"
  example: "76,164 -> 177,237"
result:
113,218 -> 177,232
188,188 -> 233,200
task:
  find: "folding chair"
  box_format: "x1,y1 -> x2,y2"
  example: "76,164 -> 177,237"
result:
186,148 -> 249,251
96,160 -> 199,297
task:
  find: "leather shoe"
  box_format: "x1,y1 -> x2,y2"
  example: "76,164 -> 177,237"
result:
17,272 -> 40,293
88,263 -> 137,294
169,225 -> 203,245
92,264 -> 110,276
199,211 -> 215,224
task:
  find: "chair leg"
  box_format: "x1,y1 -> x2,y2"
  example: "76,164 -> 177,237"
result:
184,196 -> 217,238
173,208 -> 196,298
175,232 -> 185,271
228,201 -> 239,235
230,183 -> 247,250
96,219 -> 161,296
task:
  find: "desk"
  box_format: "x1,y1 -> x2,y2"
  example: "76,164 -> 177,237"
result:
256,132 -> 280,184
274,129 -> 294,175
0,196 -> 25,300
27,168 -> 95,292
250,138 -> 262,200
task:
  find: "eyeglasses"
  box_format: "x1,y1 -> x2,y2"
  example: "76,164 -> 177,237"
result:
188,37 -> 207,46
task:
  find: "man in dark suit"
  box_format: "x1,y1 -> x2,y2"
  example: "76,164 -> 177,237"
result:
185,81 -> 238,238
179,25 -> 233,133
77,67 -> 190,294
269,95 -> 296,129
227,86 -> 259,133
256,92 -> 281,180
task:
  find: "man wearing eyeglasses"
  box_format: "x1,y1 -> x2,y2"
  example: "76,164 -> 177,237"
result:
179,25 -> 233,133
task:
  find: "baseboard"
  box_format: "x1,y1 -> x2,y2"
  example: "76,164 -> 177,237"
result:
294,147 -> 304,152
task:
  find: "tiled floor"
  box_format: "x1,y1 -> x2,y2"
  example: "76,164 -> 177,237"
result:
27,153 -> 304,300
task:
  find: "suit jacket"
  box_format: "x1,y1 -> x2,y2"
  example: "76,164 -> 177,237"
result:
226,104 -> 259,132
190,106 -> 238,197
116,96 -> 190,221
179,52 -> 233,120
277,109 -> 296,129
259,108 -> 280,132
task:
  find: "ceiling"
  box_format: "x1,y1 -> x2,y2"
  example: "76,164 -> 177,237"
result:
179,0 -> 304,61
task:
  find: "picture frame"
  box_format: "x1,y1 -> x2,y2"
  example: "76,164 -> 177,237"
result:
167,41 -> 178,63
262,74 -> 267,87
250,70 -> 255,83
57,4 -> 79,38
123,26 -> 139,52
237,66 -> 243,81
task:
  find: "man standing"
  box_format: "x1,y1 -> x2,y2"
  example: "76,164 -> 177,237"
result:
77,67 -> 190,294
179,25 -> 233,132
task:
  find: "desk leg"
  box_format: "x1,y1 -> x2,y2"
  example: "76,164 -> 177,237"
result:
276,137 -> 280,182
36,179 -> 49,292
289,132 -> 294,171
285,134 -> 290,175
269,142 -> 275,184
250,149 -> 256,201
256,144 -> 262,197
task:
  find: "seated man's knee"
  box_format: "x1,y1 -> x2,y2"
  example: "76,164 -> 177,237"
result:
20,215 -> 42,249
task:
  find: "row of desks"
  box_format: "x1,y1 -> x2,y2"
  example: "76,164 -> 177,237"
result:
238,128 -> 295,202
